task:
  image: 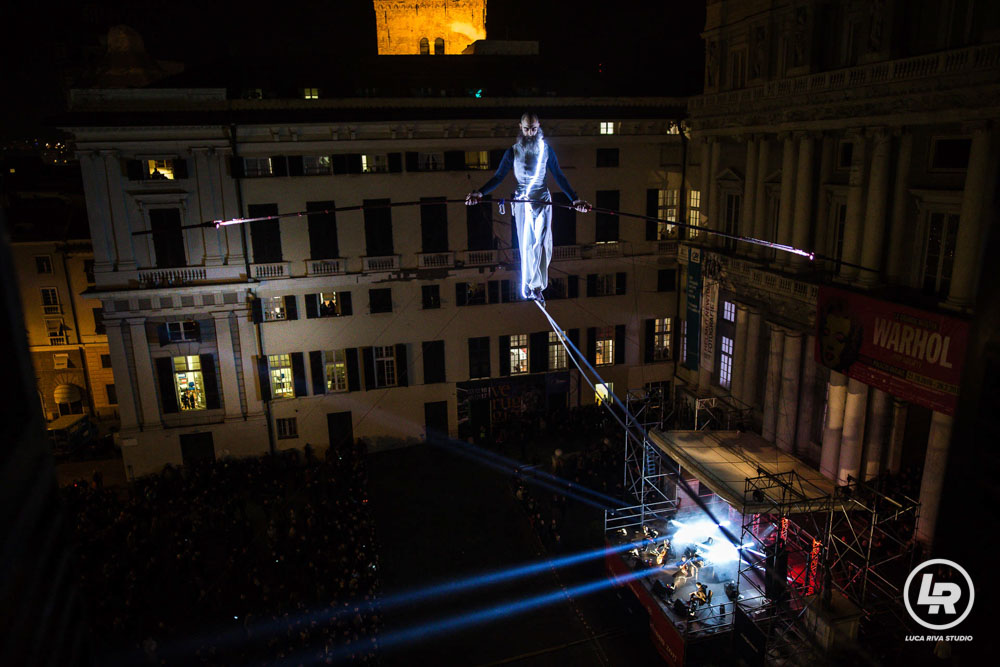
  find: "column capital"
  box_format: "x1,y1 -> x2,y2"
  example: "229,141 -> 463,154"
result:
844,127 -> 866,141
98,148 -> 120,158
211,310 -> 233,320
793,130 -> 818,142
961,119 -> 992,134
866,126 -> 891,143
777,131 -> 795,142
125,316 -> 147,326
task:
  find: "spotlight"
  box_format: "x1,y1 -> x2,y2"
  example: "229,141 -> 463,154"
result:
752,489 -> 765,503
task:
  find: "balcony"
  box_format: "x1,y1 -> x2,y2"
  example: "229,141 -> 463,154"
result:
48,336 -> 67,346
592,242 -> 621,258
657,240 -> 679,256
465,249 -> 497,267
552,245 -> 581,261
362,255 -> 399,273
138,267 -> 208,287
418,252 -> 455,269
306,259 -> 344,276
42,304 -> 62,315
251,262 -> 291,280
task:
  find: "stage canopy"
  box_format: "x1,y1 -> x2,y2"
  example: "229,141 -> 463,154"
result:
648,430 -> 848,514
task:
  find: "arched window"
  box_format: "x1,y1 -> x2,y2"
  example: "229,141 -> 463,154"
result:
434,37 -> 445,55
419,38 -> 429,55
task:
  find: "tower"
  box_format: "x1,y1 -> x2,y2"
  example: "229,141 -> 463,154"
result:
373,1 -> 487,55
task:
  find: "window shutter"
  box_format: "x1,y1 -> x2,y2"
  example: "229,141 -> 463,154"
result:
456,282 -> 467,307
291,352 -> 307,397
488,280 -> 500,304
340,291 -> 353,316
173,158 -> 189,180
346,348 -> 361,392
489,149 -> 505,170
586,327 -> 597,365
157,324 -> 170,347
347,154 -> 362,174
190,320 -> 201,342
659,269 -> 676,292
272,156 -> 288,177
616,272 -> 627,296
615,324 -> 626,364
568,275 -> 579,298
309,351 -> 325,395
644,319 -> 655,364
530,332 -> 547,374
388,153 -> 403,173
155,357 -> 179,414
257,356 -> 271,402
126,159 -> 144,181
423,341 -> 446,384
251,298 -> 263,324
586,274 -> 597,297
331,154 -> 348,174
500,280 -> 512,303
200,353 -> 221,409
499,335 -> 511,376
284,295 -> 298,320
287,156 -> 304,176
444,150 -> 464,170
395,344 -> 408,387
646,189 -> 659,240
305,293 -> 319,319
405,151 -> 419,172
568,329 -> 580,359
230,157 -> 245,178
361,347 -> 375,390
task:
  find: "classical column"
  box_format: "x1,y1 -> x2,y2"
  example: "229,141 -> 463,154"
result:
731,304 -> 750,405
813,135 -> 834,271
820,371 -> 848,480
78,152 -> 115,274
862,388 -> 892,480
213,311 -> 245,421
776,134 -> 798,263
886,131 -> 913,283
102,150 -> 137,272
916,411 -> 954,550
886,398 -> 907,474
742,309 -> 762,409
838,132 -> 867,282
193,148 -> 225,267
128,317 -> 162,429
708,139 -> 721,237
218,148 -> 247,266
753,137 -> 771,256
776,331 -> 803,453
699,137 -> 712,239
104,319 -> 139,433
762,325 -> 785,442
946,124 -> 993,309
743,138 -> 758,245
837,378 -> 869,485
236,311 -> 265,416
795,334 -> 818,456
856,128 -> 891,287
791,133 -> 815,271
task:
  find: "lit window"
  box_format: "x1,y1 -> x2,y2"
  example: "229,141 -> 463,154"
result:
595,326 -> 615,366
509,334 -> 529,375
53,353 -> 70,370
173,355 -> 207,410
268,354 -> 294,398
681,320 -> 688,362
325,350 -> 348,392
657,189 -> 679,238
166,321 -> 199,342
723,301 -> 736,323
595,382 -> 614,405
461,282 -> 488,306
548,331 -> 568,371
303,155 -> 331,175
464,150 -> 490,170
303,87 -> 319,99
599,121 -> 615,135
318,292 -> 342,317
687,190 -> 701,238
277,417 -> 298,438
720,336 -> 734,389
35,256 -> 53,274
361,154 -> 389,173
244,157 -> 273,177
263,296 -> 286,321
147,159 -> 176,180
374,346 -> 397,388
654,318 -> 672,361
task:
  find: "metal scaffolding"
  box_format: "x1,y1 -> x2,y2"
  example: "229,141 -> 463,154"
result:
622,387 -> 677,507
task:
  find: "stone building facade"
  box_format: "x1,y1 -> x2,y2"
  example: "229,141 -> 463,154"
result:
373,0 -> 487,55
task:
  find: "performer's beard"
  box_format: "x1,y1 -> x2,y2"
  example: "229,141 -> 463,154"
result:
517,129 -> 544,154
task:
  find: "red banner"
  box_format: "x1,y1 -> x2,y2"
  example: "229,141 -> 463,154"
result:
816,286 -> 970,415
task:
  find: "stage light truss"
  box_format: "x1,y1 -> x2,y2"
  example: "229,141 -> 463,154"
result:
623,389 -> 677,506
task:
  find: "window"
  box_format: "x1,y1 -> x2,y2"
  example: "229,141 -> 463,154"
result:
469,337 -> 490,379
419,37 -> 430,55
277,417 -> 298,438
589,273 -> 622,297
363,198 -> 394,256
167,320 -> 199,342
599,121 -> 615,135
106,384 -> 118,405
509,334 -> 529,375
460,282 -> 487,306
545,277 -> 567,300
374,346 -> 397,387
831,199 -> 847,271
148,159 -> 179,180
174,355 -> 207,410
723,193 -> 741,250
719,335 -> 734,389
420,196 -> 449,253
53,353 -> 70,370
46,318 -> 66,345
422,285 -> 441,309
434,37 -> 444,55
93,307 -> 105,334
595,382 -> 614,406
41,288 -> 60,314
361,154 -> 389,173
244,157 -> 273,177
595,327 -> 615,366
149,208 -> 186,269
595,190 -> 620,242
35,256 -> 52,274
687,190 -> 701,238
306,200 -> 338,259
922,212 -> 959,299
248,203 -> 282,263
837,141 -> 853,170
723,301 -> 736,323
268,354 -> 294,399
302,155 -> 331,175
654,318 -> 672,361
549,331 -> 568,371
101,354 -> 112,368
730,48 -> 747,89
657,269 -> 676,292
303,87 -> 319,100
464,151 -> 490,170
417,152 -> 444,171
681,320 -> 688,363
263,296 -> 286,321
930,138 -> 971,171
369,288 -> 392,314
596,148 -> 619,167
423,340 -> 446,384
325,350 -> 348,392
657,189 -> 679,238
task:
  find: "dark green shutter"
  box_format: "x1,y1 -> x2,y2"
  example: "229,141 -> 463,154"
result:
305,293 -> 319,318
362,347 -> 375,390
291,352 -> 307,397
444,150 -> 464,170
272,156 -> 288,177
456,283 -> 467,306
423,341 -> 445,384
568,329 -> 580,356
347,154 -> 362,174
155,357 -> 179,413
644,319 -> 655,364
200,353 -> 221,409
340,291 -> 353,316
568,275 -> 579,298
615,325 -> 626,364
173,159 -> 189,180
126,159 -> 143,180
287,156 -> 304,176
586,274 -> 597,297
251,298 -> 263,324
388,153 -> 403,173
190,320 -> 201,342
230,157 -> 245,178
157,324 -> 170,347
499,335 -> 511,376
586,327 -> 597,365
616,272 -> 627,296
500,280 -> 512,303
284,295 -> 298,320
488,280 -> 500,304
257,356 -> 271,401
346,348 -> 360,392
489,149 -> 505,169
530,332 -> 547,373
405,152 -> 419,172
395,344 -> 408,387
646,189 -> 659,240
310,351 -> 325,395
332,154 -> 348,174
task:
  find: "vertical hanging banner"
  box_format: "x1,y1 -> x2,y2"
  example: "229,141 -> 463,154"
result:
685,247 -> 702,369
700,278 -> 719,373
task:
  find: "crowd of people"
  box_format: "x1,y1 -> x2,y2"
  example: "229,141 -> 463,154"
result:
63,443 -> 381,665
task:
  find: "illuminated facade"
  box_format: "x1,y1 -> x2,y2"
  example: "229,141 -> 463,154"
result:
373,0 -> 487,55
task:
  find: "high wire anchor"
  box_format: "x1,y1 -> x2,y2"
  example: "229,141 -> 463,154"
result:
498,198 -> 505,215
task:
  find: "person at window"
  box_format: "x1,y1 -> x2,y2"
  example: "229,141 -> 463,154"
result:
320,295 -> 337,317
465,113 -> 591,303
